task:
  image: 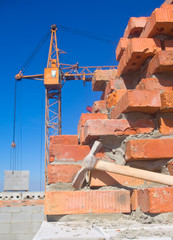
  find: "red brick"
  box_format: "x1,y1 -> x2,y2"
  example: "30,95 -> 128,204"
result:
77,113 -> 108,133
78,113 -> 108,145
50,135 -> 78,145
164,0 -> 173,3
92,69 -> 117,91
49,145 -> 90,162
111,90 -> 161,119
106,90 -> 127,109
164,40 -> 173,51
167,161 -> 173,175
83,119 -> 155,144
146,51 -> 173,77
92,100 -> 107,113
117,38 -> 161,77
45,190 -> 131,215
125,138 -> 173,162
160,91 -> 173,112
159,117 -> 173,134
124,17 -> 148,38
131,187 -> 173,213
136,78 -> 173,91
90,170 -> 149,188
116,38 -> 129,61
102,79 -> 127,100
102,79 -> 116,100
49,144 -> 106,162
47,164 -> 81,184
140,4 -> 173,38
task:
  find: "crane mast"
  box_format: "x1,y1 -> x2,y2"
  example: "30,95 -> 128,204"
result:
15,24 -> 116,183
44,25 -> 62,167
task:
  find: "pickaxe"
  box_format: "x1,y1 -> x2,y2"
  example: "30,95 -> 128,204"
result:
72,140 -> 173,190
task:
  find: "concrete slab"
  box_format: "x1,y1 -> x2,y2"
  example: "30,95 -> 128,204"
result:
33,221 -> 173,240
4,170 -> 29,191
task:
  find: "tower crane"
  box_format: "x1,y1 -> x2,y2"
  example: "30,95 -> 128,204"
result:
14,24 -> 116,177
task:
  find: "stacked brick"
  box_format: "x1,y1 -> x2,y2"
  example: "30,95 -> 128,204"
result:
45,1 -> 173,216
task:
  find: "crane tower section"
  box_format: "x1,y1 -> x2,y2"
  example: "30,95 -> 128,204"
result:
44,25 -> 61,166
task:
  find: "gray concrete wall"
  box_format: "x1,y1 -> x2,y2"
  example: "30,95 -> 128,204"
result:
0,192 -> 44,240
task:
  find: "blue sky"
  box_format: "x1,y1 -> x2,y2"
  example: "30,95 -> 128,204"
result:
0,0 -> 163,191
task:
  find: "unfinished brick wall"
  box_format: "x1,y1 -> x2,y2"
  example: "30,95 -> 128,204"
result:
45,1 -> 173,216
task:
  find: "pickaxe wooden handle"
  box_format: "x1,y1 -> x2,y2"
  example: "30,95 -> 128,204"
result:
95,160 -> 173,186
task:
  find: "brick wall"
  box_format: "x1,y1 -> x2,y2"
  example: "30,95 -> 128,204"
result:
45,1 -> 173,216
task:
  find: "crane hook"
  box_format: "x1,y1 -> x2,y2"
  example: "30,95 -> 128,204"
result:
11,141 -> 16,148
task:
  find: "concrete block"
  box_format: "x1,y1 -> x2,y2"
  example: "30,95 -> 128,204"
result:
0,223 -> 11,233
0,213 -> 11,223
32,212 -> 44,222
20,205 -> 44,213
4,170 -> 29,191
0,192 -> 22,201
0,234 -> 14,240
30,222 -> 42,233
0,207 -> 21,213
11,212 -> 32,223
15,233 -> 35,240
22,192 -> 45,200
11,222 -> 30,233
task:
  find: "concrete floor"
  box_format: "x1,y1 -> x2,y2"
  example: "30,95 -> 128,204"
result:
34,221 -> 173,240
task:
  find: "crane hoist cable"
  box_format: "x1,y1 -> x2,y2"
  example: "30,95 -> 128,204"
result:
56,24 -> 116,45
10,30 -> 51,170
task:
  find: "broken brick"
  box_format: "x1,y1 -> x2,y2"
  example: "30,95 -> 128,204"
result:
102,79 -> 117,100
159,117 -> 173,134
124,17 -> 148,38
106,89 -> 127,109
92,100 -> 107,113
125,138 -> 173,162
92,69 -> 117,91
116,38 -> 129,61
146,51 -> 173,77
45,190 -> 131,215
110,90 -> 161,119
83,118 -> 155,144
140,4 -> 173,38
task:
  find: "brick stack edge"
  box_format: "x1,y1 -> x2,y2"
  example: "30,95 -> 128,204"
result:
45,1 -> 173,215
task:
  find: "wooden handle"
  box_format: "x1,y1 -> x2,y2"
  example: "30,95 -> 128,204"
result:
95,160 -> 173,186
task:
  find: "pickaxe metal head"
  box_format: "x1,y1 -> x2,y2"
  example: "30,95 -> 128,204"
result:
72,140 -> 102,190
